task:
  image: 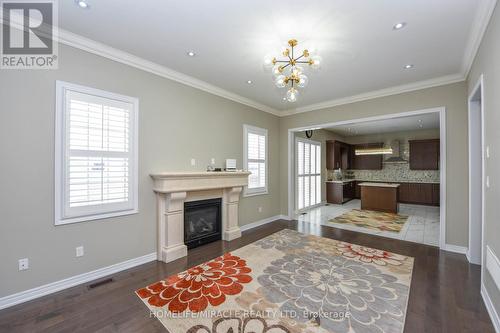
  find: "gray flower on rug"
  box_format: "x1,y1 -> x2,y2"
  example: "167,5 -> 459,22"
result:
258,251 -> 410,333
254,229 -> 309,251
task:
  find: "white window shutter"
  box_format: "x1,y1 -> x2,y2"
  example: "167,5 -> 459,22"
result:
244,125 -> 268,196
55,81 -> 138,225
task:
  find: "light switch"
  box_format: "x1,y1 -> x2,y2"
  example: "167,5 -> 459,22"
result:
76,246 -> 84,257
486,146 -> 490,158
191,158 -> 196,166
486,176 -> 490,188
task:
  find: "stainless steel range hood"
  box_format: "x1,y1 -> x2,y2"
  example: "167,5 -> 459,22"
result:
384,140 -> 407,163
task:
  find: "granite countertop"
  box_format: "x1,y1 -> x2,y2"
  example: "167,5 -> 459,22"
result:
358,182 -> 400,188
325,180 -> 356,184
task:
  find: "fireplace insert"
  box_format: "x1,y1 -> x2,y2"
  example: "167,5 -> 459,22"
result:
184,198 -> 222,249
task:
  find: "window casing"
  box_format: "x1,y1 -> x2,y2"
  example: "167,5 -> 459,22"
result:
55,81 -> 138,225
243,125 -> 268,196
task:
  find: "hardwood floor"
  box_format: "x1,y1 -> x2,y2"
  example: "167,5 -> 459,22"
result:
0,220 -> 495,333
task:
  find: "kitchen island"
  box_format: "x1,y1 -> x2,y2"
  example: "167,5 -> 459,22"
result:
359,182 -> 400,213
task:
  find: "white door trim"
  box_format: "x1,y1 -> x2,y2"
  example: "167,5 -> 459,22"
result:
467,74 -> 485,266
287,107 -> 447,250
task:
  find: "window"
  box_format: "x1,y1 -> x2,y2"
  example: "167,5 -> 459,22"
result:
296,138 -> 321,210
243,125 -> 268,196
55,81 -> 138,225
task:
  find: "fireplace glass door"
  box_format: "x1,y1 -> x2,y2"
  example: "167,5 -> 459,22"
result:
184,198 -> 222,249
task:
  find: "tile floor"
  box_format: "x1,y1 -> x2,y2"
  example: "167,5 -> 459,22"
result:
295,199 -> 440,246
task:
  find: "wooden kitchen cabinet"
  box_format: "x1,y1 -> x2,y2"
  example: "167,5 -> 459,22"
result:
354,181 -> 361,199
398,183 -> 410,202
432,183 -> 440,205
398,182 -> 439,206
326,140 -> 351,170
350,143 -> 384,170
409,139 -> 440,170
326,181 -> 354,204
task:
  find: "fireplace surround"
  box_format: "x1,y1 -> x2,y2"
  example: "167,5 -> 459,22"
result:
150,171 -> 250,263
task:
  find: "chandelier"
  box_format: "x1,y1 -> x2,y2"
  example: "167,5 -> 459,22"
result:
264,39 -> 322,102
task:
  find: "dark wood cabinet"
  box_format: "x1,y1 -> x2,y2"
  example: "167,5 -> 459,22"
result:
350,143 -> 384,170
398,183 -> 410,202
354,181 -> 361,199
432,183 -> 440,205
326,181 -> 354,204
326,140 -> 351,170
398,182 -> 439,206
409,139 -> 440,170
330,180 -> 438,206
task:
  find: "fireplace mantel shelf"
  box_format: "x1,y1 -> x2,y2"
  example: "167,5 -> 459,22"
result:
150,171 -> 250,193
151,171 -> 250,263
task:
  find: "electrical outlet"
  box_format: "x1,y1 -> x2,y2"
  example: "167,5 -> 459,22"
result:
486,146 -> 490,158
191,158 -> 196,166
211,158 -> 215,165
258,206 -> 263,213
76,246 -> 84,257
486,176 -> 490,188
18,258 -> 29,271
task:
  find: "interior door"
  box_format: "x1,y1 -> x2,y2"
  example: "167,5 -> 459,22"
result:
296,138 -> 321,211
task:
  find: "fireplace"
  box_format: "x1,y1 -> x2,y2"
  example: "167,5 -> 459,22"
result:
184,198 -> 222,249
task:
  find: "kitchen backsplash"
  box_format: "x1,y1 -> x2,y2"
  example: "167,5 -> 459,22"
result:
328,163 -> 440,183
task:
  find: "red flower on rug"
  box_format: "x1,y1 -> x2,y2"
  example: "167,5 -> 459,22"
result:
136,253 -> 252,313
336,242 -> 406,266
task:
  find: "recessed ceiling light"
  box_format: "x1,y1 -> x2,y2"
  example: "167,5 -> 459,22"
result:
76,0 -> 89,9
187,51 -> 196,57
247,80 -> 253,84
404,64 -> 414,69
393,22 -> 406,30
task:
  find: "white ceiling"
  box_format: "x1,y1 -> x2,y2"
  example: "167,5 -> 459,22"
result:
58,0 -> 487,113
324,113 -> 440,136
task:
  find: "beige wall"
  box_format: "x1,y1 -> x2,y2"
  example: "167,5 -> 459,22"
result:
0,44 -> 281,297
279,82 -> 469,247
294,130 -> 345,202
468,3 -> 500,318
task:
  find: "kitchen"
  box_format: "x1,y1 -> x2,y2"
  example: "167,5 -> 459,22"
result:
295,113 -> 441,246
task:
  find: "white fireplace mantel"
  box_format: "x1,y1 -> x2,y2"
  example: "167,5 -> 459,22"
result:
150,171 -> 250,263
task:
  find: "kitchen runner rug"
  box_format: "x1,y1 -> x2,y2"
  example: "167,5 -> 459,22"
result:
136,229 -> 413,333
329,209 -> 409,233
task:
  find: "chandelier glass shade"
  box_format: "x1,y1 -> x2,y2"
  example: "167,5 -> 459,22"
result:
264,39 -> 321,102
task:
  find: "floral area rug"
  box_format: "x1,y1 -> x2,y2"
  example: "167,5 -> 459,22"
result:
136,229 -> 414,333
329,209 -> 409,233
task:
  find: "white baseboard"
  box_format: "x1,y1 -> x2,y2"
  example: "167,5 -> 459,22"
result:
482,283 -> 500,332
0,215 -> 289,311
0,252 -> 157,311
240,214 -> 289,232
444,244 -> 468,255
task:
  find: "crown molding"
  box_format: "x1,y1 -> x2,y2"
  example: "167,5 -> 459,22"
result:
461,0 -> 498,77
26,1 -> 496,119
280,73 -> 466,116
56,29 -> 282,116
55,29 -> 466,119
